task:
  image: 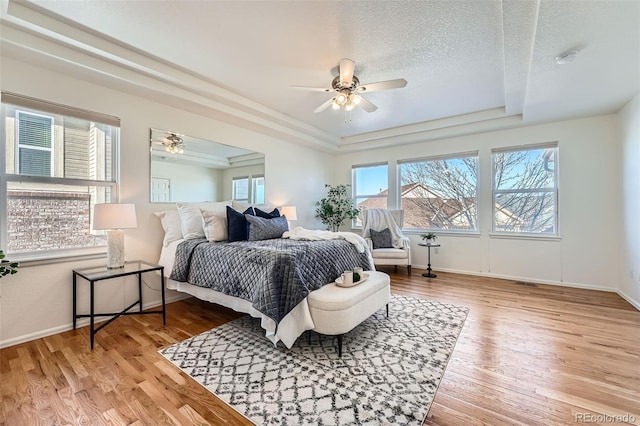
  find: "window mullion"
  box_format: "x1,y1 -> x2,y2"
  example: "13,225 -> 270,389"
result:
5,174 -> 115,187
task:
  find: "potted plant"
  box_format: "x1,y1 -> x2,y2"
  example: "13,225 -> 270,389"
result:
420,232 -> 438,244
0,250 -> 19,278
315,184 -> 360,232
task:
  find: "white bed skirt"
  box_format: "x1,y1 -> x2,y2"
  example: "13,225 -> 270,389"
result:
165,277 -> 315,349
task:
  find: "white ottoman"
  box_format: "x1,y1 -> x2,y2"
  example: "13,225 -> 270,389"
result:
307,270 -> 390,357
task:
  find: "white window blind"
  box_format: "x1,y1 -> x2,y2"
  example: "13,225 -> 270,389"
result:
17,111 -> 54,177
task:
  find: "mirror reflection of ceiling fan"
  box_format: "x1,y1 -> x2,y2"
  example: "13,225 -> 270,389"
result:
291,59 -> 407,115
151,132 -> 185,154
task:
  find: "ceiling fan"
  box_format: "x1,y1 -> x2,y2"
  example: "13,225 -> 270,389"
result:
152,132 -> 185,154
291,59 -> 407,115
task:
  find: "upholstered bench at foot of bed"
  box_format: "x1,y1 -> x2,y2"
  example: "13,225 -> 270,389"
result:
307,270 -> 391,357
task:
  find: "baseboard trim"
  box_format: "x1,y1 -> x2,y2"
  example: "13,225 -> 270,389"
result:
412,264 -> 617,293
616,289 -> 640,311
0,293 -> 190,349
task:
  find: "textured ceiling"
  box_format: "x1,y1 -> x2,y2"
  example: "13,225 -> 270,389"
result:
3,0 -> 640,142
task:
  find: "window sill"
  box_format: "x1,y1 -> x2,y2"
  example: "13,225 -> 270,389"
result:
7,246 -> 107,268
489,233 -> 561,241
351,227 -> 481,238
403,229 -> 481,238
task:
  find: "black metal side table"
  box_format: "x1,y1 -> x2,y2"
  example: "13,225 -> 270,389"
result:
418,243 -> 441,278
72,260 -> 166,349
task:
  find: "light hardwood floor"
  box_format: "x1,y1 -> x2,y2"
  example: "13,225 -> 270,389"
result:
1,269 -> 639,425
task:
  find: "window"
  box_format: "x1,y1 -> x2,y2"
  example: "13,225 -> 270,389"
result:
1,92 -> 119,256
232,174 -> 264,204
251,175 -> 265,204
492,143 -> 558,234
352,163 -> 388,226
399,153 -> 478,231
232,177 -> 249,203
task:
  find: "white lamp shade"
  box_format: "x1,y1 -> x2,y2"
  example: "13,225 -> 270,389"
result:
280,205 -> 297,221
93,203 -> 138,230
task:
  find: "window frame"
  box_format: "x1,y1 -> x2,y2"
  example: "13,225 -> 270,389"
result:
351,162 -> 389,228
398,151 -> 479,233
251,174 -> 265,204
232,176 -> 250,203
491,142 -> 559,236
1,92 -> 121,261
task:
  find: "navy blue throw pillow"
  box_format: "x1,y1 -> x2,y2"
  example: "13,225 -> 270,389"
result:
254,207 -> 281,219
227,206 -> 254,242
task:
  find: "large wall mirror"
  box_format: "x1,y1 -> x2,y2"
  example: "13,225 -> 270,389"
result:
150,128 -> 265,203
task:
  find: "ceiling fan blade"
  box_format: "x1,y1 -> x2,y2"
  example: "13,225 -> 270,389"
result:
357,78 -> 407,93
339,58 -> 355,86
314,97 -> 336,113
290,85 -> 333,92
357,95 -> 378,112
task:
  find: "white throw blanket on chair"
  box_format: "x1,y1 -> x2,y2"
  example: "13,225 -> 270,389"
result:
362,209 -> 405,249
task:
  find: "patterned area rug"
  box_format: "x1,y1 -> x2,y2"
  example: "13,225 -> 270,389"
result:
159,294 -> 468,425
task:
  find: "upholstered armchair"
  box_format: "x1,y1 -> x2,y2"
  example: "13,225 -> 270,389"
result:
361,209 -> 412,275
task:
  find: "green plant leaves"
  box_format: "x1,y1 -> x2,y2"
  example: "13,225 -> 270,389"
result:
315,184 -> 360,232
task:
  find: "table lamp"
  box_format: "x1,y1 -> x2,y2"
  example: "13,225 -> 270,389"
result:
280,205 -> 297,222
93,203 -> 137,269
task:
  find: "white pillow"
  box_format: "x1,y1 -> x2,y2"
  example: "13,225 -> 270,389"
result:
231,200 -> 250,212
177,201 -> 231,239
154,209 -> 183,247
232,200 -> 275,213
201,209 -> 228,242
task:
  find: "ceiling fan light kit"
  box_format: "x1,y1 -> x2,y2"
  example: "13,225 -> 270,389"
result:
292,58 -> 407,122
163,133 -> 185,154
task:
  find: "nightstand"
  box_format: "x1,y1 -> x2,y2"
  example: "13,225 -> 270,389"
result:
72,260 -> 166,349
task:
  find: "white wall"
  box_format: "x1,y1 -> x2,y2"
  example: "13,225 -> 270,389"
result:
618,93 -> 640,309
151,161 -> 222,202
334,115 -> 623,291
0,56 -> 332,347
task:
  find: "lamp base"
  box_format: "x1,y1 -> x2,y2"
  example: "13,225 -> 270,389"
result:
106,229 -> 125,269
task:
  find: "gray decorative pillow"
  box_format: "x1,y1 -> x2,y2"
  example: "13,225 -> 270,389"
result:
246,215 -> 289,241
370,228 -> 393,249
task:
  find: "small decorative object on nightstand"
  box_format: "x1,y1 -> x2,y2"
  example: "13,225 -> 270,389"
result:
420,232 -> 438,245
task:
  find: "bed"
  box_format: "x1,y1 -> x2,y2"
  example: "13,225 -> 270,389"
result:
158,231 -> 374,348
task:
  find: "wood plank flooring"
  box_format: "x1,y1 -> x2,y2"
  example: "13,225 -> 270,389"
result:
1,269 -> 639,425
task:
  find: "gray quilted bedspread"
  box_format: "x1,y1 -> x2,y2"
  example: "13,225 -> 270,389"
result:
170,238 -> 373,324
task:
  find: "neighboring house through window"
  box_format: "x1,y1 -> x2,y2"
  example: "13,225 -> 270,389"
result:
398,153 -> 479,231
1,92 -> 119,257
492,143 -> 558,234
